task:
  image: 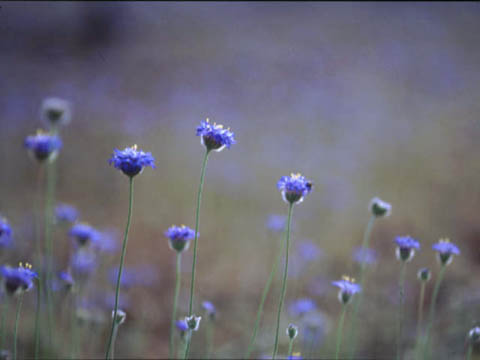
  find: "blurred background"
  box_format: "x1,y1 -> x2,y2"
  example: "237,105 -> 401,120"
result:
0,2 -> 479,359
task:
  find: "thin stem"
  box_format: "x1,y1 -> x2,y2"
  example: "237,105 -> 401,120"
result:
397,262 -> 407,360
423,265 -> 446,359
348,214 -> 376,359
34,279 -> 42,360
183,330 -> 192,360
188,150 -> 210,316
288,338 -> 294,358
414,281 -> 426,360
466,343 -> 473,360
13,294 -> 24,360
110,325 -> 119,360
105,177 -> 134,360
245,234 -> 285,359
169,253 -> 182,359
0,295 -> 8,349
272,203 -> 294,359
335,305 -> 347,360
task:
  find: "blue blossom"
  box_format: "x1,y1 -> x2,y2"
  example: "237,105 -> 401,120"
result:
369,197 -> 392,217
394,235 -> 420,262
69,223 -> 100,247
57,270 -> 74,290
196,118 -> 236,152
432,238 -> 460,265
266,214 -> 287,233
41,97 -> 72,126
0,216 -> 13,249
202,301 -> 216,320
55,203 -> 79,223
277,173 -> 313,205
176,319 -> 189,334
352,247 -> 377,265
70,249 -> 97,276
108,145 -> 155,177
0,263 -> 38,295
332,276 -> 361,304
24,130 -> 62,162
289,298 -> 317,317
93,228 -> 119,253
165,225 -> 195,253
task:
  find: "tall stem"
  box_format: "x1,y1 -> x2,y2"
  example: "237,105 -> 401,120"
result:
188,150 -> 210,316
169,253 -> 182,359
13,294 -> 24,360
288,338 -> 294,358
348,214 -> 375,359
423,265 -> 446,359
335,305 -> 347,360
272,203 -> 294,359
245,234 -> 285,359
105,177 -> 134,360
397,262 -> 407,360
183,331 -> 192,360
414,281 -> 426,359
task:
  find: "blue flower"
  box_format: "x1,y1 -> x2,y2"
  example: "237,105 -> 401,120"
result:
165,225 -> 195,253
93,229 -> 119,253
394,236 -> 420,262
0,216 -> 13,249
41,97 -> 72,126
352,247 -> 377,266
58,270 -> 75,290
266,214 -> 287,233
69,223 -> 100,247
432,238 -> 460,266
277,173 -> 313,205
176,319 -> 189,334
202,301 -> 216,320
289,298 -> 317,317
196,118 -> 236,152
0,263 -> 38,295
55,204 -> 79,223
108,145 -> 155,177
70,249 -> 97,276
24,130 -> 62,162
332,276 -> 361,304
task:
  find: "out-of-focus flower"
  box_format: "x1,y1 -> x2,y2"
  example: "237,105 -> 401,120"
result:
287,323 -> 299,339
196,118 -> 236,152
394,236 -> 420,262
289,298 -> 317,317
0,216 -> 13,249
69,223 -> 100,247
24,130 -> 62,162
277,173 -> 313,205
352,247 -> 377,266
185,315 -> 201,331
165,225 -> 195,253
55,204 -> 79,223
202,301 -> 216,320
297,240 -> 322,262
417,268 -> 431,282
432,238 -> 460,266
0,263 -> 38,296
108,265 -> 158,289
369,197 -> 392,218
93,228 -> 119,254
70,249 -> 97,276
41,97 -> 72,126
332,276 -> 361,305
108,145 -> 155,177
266,214 -> 287,233
468,326 -> 480,343
58,270 -> 75,291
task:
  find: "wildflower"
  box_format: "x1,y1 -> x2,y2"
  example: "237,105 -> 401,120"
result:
41,97 -> 72,126
108,144 -> 155,177
176,319 -> 189,338
432,238 -> 460,266
58,270 -> 75,291
277,173 -> 313,205
417,268 -> 431,282
332,276 -> 361,305
369,197 -> 392,217
69,222 -> 99,247
287,324 -> 299,340
202,301 -> 216,320
266,214 -> 288,233
288,298 -> 317,317
352,247 -> 377,265
112,309 -> 126,325
0,216 -> 12,249
165,225 -> 195,253
468,326 -> 480,343
24,130 -> 62,162
394,236 -> 420,262
185,315 -> 201,331
196,118 -> 236,152
55,203 -> 79,223
0,263 -> 38,296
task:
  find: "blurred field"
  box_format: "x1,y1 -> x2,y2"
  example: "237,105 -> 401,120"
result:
0,2 -> 480,359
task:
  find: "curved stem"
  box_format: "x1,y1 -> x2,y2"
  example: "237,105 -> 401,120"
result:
348,214 -> 375,359
245,235 -> 285,359
13,294 -> 24,360
335,305 -> 347,360
397,262 -> 407,360
169,253 -> 182,359
188,150 -> 210,316
105,177 -> 134,360
272,203 -> 294,359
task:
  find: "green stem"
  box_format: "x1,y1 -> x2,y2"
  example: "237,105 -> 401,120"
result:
183,331 -> 192,360
272,203 -> 294,359
169,253 -> 182,359
423,265 -> 446,359
288,338 -> 294,358
348,214 -> 376,359
110,325 -> 119,360
188,150 -> 210,316
466,343 -> 473,360
34,279 -> 42,360
0,295 -> 8,350
414,281 -> 426,360
245,235 -> 285,359
335,305 -> 347,360
13,294 -> 24,360
105,177 -> 134,360
397,262 -> 407,360
206,319 -> 214,360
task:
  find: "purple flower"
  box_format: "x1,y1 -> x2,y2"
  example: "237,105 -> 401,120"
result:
297,240 -> 322,262
202,301 -> 216,320
332,276 -> 361,304
277,173 -> 313,205
24,130 -> 62,162
196,118 -> 236,152
266,214 -> 287,233
289,298 -> 317,317
432,238 -> 460,266
176,319 -> 189,334
0,216 -> 13,249
394,236 -> 420,262
108,145 -> 155,177
69,223 -> 100,247
55,204 -> 79,223
165,225 -> 195,253
0,263 -> 38,295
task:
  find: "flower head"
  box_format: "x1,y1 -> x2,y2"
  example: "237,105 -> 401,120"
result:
69,223 -> 100,247
176,319 -> 189,338
369,197 -> 392,218
468,326 -> 480,343
0,216 -> 13,249
288,298 -> 317,317
55,203 -> 79,223
58,270 -> 75,291
352,247 -> 377,266
417,267 -> 431,282
202,301 -> 216,320
287,323 -> 299,340
165,225 -> 195,253
108,145 -> 155,177
185,315 -> 201,331
24,130 -> 62,162
277,173 -> 313,205
432,238 -> 460,266
41,97 -> 72,126
0,262 -> 38,296
196,118 -> 236,152
394,236 -> 420,262
332,275 -> 361,305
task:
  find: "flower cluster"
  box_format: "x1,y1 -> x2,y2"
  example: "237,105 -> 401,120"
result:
24,130 -> 62,162
277,173 -> 313,205
332,275 -> 361,305
0,263 -> 38,296
165,225 -> 195,253
394,236 -> 420,262
196,118 -> 236,152
432,238 -> 460,266
108,145 -> 156,177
